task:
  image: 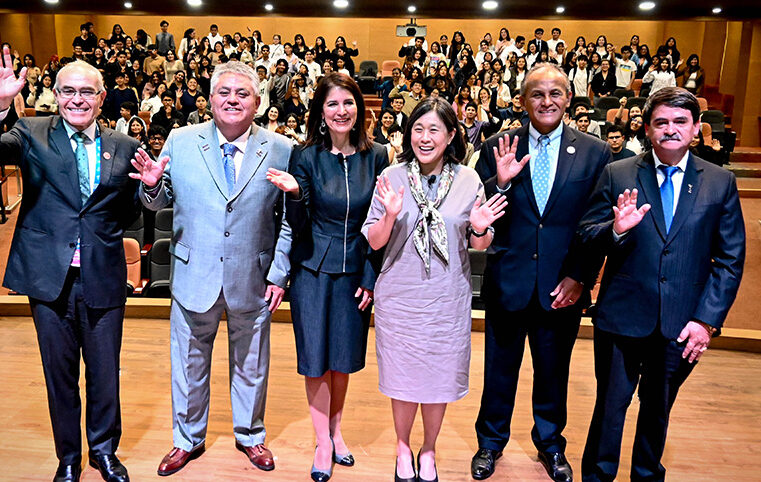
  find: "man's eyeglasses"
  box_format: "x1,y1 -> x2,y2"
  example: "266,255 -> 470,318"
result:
149,136 -> 166,142
56,88 -> 101,99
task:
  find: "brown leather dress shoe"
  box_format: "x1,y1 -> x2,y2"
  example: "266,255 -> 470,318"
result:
157,444 -> 205,476
235,441 -> 275,471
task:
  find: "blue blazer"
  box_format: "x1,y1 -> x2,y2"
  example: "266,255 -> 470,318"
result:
578,151 -> 745,339
0,116 -> 141,308
475,124 -> 612,311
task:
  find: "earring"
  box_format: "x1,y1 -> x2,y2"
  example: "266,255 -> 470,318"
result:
319,119 -> 327,135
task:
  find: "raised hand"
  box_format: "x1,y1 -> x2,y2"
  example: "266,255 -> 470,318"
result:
0,45 -> 27,111
493,134 -> 530,188
612,188 -> 651,235
388,131 -> 403,152
375,174 -> 404,219
129,148 -> 169,187
266,167 -> 300,194
470,193 -> 507,232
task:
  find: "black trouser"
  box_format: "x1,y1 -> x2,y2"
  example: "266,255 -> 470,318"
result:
29,268 -> 125,466
581,327 -> 695,482
475,292 -> 582,454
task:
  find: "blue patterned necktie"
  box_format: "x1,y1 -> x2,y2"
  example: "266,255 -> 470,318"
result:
73,132 -> 91,205
658,164 -> 680,233
222,143 -> 237,194
533,134 -> 552,214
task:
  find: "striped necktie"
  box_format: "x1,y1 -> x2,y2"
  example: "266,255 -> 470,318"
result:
73,132 -> 91,205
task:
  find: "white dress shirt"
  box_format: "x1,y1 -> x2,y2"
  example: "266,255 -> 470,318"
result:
652,150 -> 689,216
63,120 -> 99,191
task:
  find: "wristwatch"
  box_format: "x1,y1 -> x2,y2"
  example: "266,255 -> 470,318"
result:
468,226 -> 490,238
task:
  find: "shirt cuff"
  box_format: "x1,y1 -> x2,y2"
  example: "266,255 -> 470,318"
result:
612,228 -> 628,242
142,180 -> 162,200
495,181 -> 511,194
0,107 -> 10,122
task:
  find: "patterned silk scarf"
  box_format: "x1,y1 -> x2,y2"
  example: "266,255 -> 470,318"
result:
406,160 -> 455,272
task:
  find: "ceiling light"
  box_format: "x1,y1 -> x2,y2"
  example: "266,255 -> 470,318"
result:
639,1 -> 656,10
712,6 -> 722,13
556,5 -> 565,13
482,1 -> 498,9
187,0 -> 202,6
44,0 -> 59,4
124,1 -> 132,8
408,5 -> 416,12
333,0 -> 349,8
264,3 -> 274,10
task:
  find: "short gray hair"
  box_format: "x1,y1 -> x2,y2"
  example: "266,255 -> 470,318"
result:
54,60 -> 105,93
519,62 -> 572,97
210,61 -> 260,96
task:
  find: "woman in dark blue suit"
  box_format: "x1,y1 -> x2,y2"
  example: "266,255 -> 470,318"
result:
267,72 -> 388,482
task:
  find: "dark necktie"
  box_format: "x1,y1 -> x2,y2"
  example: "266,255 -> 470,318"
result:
73,132 -> 91,204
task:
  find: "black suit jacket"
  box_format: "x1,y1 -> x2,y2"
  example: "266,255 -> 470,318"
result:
0,117 -> 141,308
475,123 -> 612,311
577,151 -> 745,339
527,38 -> 549,54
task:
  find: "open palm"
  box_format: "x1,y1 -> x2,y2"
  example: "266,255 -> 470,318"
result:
470,193 -> 508,232
375,174 -> 403,218
493,134 -> 530,188
613,188 -> 651,234
0,45 -> 27,110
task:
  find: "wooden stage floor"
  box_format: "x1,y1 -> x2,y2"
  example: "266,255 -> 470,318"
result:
0,318 -> 759,481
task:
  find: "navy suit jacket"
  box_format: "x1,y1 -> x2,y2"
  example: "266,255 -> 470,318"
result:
0,116 -> 141,308
578,151 -> 745,339
475,123 -> 612,312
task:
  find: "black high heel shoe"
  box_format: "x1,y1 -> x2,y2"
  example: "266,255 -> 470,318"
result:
311,440 -> 334,482
330,436 -> 354,467
417,450 -> 438,482
395,455 -> 417,482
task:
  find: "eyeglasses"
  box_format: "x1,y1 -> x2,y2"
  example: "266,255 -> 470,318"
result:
56,88 -> 101,99
149,136 -> 166,142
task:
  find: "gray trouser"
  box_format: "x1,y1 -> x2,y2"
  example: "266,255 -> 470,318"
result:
170,290 -> 271,451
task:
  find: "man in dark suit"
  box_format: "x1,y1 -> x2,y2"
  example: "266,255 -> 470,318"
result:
0,49 -> 140,482
577,87 -> 745,481
473,63 -> 612,481
527,28 -> 550,55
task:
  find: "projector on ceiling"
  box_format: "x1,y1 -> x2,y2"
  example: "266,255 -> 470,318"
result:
396,19 -> 427,38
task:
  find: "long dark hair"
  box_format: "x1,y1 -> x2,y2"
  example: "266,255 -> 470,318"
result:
305,72 -> 372,152
397,97 -> 466,165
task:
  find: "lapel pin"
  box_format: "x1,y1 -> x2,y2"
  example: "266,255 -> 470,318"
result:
688,184 -> 693,194
567,146 -> 575,155
256,149 -> 264,157
103,152 -> 111,160
202,144 -> 210,152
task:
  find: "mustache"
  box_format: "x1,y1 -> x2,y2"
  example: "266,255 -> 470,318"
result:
659,133 -> 681,142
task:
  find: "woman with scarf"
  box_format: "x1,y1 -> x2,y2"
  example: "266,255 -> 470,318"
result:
362,97 -> 506,482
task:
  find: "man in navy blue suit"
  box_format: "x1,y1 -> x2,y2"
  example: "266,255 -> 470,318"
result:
473,63 -> 612,481
578,87 -> 745,481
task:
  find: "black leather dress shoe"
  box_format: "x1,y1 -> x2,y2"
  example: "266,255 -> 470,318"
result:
54,463 -> 81,482
89,454 -> 129,482
471,448 -> 502,480
537,451 -> 572,482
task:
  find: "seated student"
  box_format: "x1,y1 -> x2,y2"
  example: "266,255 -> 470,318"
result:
568,102 -> 602,138
115,101 -> 138,134
150,90 -> 186,132
461,101 -> 487,151
390,78 -> 426,116
499,91 -> 529,125
389,95 -> 408,130
605,124 -> 636,161
573,111 -> 598,138
186,94 -> 213,125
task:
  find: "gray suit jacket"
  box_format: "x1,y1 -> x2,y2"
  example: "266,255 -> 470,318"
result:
141,121 -> 293,313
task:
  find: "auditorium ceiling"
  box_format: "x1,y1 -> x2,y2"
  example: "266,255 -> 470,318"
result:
1,0 -> 759,20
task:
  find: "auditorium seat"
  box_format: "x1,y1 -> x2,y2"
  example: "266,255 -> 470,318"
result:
607,108 -> 627,123
701,109 -> 725,133
627,96 -> 647,111
124,212 -> 145,249
697,96 -> 709,112
381,60 -> 401,78
143,238 -> 171,298
469,249 -> 487,310
571,96 -> 591,109
631,79 -> 643,96
700,122 -> 713,143
613,88 -> 635,99
138,110 -> 152,127
23,108 -> 35,117
357,60 -> 378,94
154,207 -> 173,241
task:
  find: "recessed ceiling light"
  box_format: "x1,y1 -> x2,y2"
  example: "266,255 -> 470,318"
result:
408,5 -> 416,12
187,0 -> 202,6
556,5 -> 565,13
333,0 -> 349,8
712,6 -> 722,13
482,0 -> 498,9
639,1 -> 656,10
44,0 -> 59,4
124,1 -> 132,8
264,3 -> 274,10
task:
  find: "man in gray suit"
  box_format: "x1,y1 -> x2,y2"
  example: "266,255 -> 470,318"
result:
130,61 -> 293,476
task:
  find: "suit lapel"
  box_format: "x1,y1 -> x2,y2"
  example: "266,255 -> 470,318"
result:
512,125 -> 540,218
636,152 -> 667,241
542,124 -> 578,216
49,117 -> 83,211
665,154 -> 702,244
198,122 -> 230,199
230,125 -> 268,202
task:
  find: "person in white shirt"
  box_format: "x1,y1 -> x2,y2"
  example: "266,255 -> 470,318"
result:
547,28 -> 566,57
569,54 -> 591,97
255,65 -> 272,117
614,46 -> 637,90
255,45 -> 273,72
206,24 -> 223,51
269,34 -> 285,60
302,50 -> 322,84
475,40 -> 492,67
502,36 -> 526,61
